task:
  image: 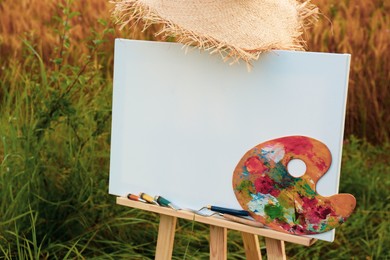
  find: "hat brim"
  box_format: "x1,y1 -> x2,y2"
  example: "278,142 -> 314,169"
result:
112,0 -> 318,64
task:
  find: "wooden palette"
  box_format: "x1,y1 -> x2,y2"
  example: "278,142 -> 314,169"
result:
232,136 -> 356,235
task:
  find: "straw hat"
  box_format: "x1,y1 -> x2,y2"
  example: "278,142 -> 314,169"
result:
112,0 -> 319,64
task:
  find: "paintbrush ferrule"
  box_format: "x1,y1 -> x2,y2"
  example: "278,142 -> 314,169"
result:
168,203 -> 181,211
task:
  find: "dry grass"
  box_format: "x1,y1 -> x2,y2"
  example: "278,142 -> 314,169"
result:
0,0 -> 388,144
307,0 -> 389,144
0,0 -> 161,63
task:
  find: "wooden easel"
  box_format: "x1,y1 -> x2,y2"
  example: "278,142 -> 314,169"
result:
117,197 -> 317,260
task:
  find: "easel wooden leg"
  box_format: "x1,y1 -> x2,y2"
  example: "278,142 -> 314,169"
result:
155,215 -> 177,260
241,232 -> 262,260
209,225 -> 227,260
265,237 -> 286,260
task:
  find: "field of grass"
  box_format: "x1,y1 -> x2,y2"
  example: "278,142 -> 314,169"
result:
0,0 -> 389,259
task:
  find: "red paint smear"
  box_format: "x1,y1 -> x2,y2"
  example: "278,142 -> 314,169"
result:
315,159 -> 328,171
282,223 -> 306,234
302,197 -> 318,208
270,188 -> 281,197
301,197 -> 336,224
317,206 -> 333,219
281,223 -> 291,231
245,156 -> 267,174
254,175 -> 280,196
282,136 -> 313,156
292,225 -> 306,234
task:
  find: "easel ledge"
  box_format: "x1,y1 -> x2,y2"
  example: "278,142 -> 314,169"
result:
117,197 -> 317,259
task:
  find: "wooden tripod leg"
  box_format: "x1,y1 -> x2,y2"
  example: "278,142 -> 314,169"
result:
210,225 -> 227,260
241,232 -> 262,260
265,237 -> 286,260
155,214 -> 177,260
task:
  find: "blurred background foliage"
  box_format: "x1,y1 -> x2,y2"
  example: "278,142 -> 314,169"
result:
0,0 -> 389,259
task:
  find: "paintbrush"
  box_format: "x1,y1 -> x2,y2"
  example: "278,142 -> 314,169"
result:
154,195 -> 181,210
184,207 -> 263,228
206,205 -> 250,216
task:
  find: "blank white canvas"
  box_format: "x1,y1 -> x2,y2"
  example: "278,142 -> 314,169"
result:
109,39 -> 350,242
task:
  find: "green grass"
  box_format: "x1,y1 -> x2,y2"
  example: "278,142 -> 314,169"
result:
0,5 -> 389,259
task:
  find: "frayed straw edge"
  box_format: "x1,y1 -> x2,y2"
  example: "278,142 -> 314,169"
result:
295,0 -> 320,49
111,0 -> 319,68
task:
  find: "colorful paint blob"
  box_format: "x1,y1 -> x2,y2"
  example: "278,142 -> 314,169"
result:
232,136 -> 356,235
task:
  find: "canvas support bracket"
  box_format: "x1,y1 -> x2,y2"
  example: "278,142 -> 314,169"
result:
116,197 -> 316,259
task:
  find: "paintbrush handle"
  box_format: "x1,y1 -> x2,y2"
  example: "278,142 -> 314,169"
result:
207,205 -> 249,216
222,214 -> 264,228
